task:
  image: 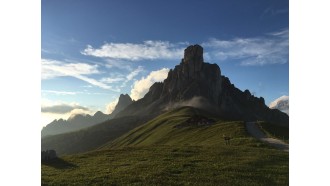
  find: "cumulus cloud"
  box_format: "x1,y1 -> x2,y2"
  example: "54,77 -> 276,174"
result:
42,59 -> 119,91
130,68 -> 169,100
106,98 -> 119,114
269,95 -> 289,115
203,29 -> 288,66
81,40 -> 185,61
269,95 -> 289,108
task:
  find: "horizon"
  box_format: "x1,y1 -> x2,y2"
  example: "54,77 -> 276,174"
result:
41,0 -> 289,128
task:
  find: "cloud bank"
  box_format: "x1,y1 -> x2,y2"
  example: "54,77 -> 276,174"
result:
41,103 -> 90,114
130,68 -> 169,100
81,41 -> 185,61
82,29 -> 288,66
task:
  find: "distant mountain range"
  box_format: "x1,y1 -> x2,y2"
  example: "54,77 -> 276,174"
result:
269,95 -> 289,115
41,94 -> 133,137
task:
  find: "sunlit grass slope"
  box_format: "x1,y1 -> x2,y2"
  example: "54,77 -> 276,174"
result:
104,106 -> 249,148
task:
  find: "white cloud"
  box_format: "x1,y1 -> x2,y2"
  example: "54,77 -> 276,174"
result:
41,59 -> 99,79
269,95 -> 289,115
41,90 -> 78,95
127,66 -> 144,81
42,59 -> 119,91
40,99 -> 95,127
269,95 -> 289,108
100,77 -> 125,84
99,66 -> 144,90
81,40 -> 185,61
130,68 -> 169,100
41,103 -> 90,114
203,29 -> 288,66
106,98 -> 119,114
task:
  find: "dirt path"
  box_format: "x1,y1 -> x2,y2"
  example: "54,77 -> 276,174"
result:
245,122 -> 289,152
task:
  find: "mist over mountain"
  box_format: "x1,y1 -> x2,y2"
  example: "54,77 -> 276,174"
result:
41,94 -> 133,137
269,95 -> 289,115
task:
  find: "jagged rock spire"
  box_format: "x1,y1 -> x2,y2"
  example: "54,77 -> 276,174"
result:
183,44 -> 204,64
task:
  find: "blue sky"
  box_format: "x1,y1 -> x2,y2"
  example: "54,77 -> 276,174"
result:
41,0 -> 289,127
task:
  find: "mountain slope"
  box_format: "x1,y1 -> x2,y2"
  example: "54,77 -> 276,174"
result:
115,45 -> 288,126
41,115 -> 153,155
103,107 -> 249,149
41,94 -> 133,137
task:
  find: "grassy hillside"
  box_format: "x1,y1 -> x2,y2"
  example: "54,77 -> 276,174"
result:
42,115 -> 154,155
103,106 -> 247,148
42,107 -> 289,185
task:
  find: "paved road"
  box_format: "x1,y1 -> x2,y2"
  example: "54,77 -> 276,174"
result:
245,122 -> 289,152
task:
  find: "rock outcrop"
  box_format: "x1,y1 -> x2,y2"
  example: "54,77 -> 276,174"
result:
115,45 -> 288,126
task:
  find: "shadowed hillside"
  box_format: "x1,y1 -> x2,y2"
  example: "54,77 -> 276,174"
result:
42,115 -> 154,155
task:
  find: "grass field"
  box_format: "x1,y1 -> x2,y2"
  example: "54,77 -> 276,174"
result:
42,107 -> 289,185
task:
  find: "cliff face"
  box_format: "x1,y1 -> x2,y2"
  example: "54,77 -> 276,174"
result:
116,45 -> 288,126
161,44 -> 222,104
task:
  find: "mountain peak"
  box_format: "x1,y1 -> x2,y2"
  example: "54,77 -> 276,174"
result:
93,111 -> 105,117
111,94 -> 133,116
183,44 -> 204,65
119,94 -> 131,101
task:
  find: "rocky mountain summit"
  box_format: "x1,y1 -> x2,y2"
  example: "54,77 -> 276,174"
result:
116,45 -> 288,126
110,94 -> 133,116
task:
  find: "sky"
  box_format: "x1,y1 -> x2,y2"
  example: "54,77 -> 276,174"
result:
41,0 -> 289,128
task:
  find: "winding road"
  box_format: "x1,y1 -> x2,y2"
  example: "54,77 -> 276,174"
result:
245,122 -> 289,152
